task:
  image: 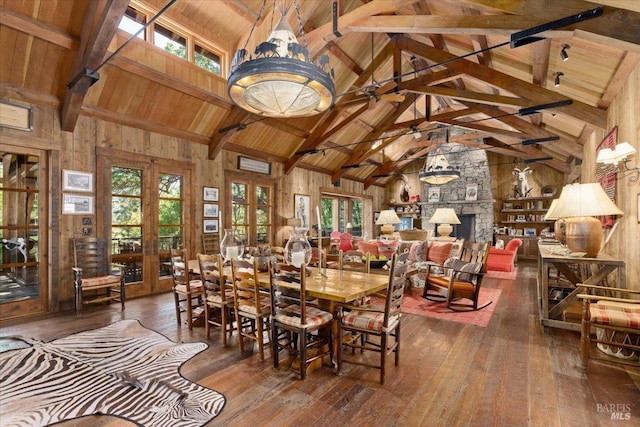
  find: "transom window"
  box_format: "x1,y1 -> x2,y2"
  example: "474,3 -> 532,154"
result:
118,4 -> 224,77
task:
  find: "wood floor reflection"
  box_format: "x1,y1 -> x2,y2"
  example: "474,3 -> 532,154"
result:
2,261 -> 638,426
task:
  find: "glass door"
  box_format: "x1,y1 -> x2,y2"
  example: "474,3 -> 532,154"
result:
99,152 -> 192,297
227,173 -> 274,247
0,148 -> 48,320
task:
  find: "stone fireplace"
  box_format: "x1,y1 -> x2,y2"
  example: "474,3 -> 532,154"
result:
420,143 -> 494,243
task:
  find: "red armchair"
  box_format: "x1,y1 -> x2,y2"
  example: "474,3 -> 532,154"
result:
487,238 -> 523,272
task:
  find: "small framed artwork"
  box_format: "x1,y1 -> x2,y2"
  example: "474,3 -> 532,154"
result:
515,229 -> 524,236
516,214 -> 526,222
203,187 -> 219,201
203,203 -> 219,218
294,194 -> 310,230
203,219 -> 219,233
503,202 -> 513,210
62,194 -> 94,215
428,187 -> 440,203
62,170 -> 93,192
524,228 -> 537,236
465,183 -> 478,201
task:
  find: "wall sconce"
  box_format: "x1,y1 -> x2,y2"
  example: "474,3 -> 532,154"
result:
554,72 -> 564,87
560,44 -> 570,61
597,141 -> 639,183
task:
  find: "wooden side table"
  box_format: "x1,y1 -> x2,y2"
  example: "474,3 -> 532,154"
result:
537,243 -> 626,331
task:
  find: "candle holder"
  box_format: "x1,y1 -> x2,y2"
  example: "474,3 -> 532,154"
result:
284,230 -> 311,268
220,228 -> 244,263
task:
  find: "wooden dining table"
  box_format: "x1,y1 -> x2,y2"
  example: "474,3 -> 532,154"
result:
188,259 -> 390,310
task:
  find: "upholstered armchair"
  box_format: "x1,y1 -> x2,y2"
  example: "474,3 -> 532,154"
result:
487,238 -> 522,272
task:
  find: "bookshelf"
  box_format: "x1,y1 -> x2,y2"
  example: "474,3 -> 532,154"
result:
496,196 -> 555,259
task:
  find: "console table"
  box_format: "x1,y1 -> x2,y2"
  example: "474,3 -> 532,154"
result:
537,243 -> 626,331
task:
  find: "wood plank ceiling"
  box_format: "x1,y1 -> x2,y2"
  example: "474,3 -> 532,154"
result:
2,0 -> 640,188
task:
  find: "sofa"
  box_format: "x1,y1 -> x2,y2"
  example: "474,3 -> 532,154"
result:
486,238 -> 523,272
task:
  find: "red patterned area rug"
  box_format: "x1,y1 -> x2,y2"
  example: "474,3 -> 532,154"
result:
486,267 -> 518,280
401,287 -> 502,328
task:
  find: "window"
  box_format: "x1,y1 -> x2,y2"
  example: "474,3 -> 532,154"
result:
195,43 -> 221,75
321,195 -> 364,237
118,6 -> 146,39
118,3 -> 226,76
154,23 -> 187,59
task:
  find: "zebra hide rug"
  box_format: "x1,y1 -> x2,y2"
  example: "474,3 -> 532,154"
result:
0,319 -> 225,427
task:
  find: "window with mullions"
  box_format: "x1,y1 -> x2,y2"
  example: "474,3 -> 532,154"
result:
154,23 -> 187,59
119,6 -> 146,39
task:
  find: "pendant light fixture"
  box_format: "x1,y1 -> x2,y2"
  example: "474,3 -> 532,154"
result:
418,130 -> 461,185
227,0 -> 335,118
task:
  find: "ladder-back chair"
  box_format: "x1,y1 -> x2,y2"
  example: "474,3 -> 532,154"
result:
170,248 -> 205,330
72,237 -> 125,314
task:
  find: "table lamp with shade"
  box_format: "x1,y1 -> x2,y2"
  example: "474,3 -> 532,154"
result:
429,208 -> 461,240
376,209 -> 401,236
551,183 -> 623,257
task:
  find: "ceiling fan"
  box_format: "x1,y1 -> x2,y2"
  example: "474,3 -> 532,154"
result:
350,34 -> 405,105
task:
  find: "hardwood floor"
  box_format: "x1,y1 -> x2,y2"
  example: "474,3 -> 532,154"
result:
2,261 -> 638,426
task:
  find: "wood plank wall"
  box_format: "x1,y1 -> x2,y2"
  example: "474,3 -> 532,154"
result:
584,63 -> 640,288
0,99 -> 385,309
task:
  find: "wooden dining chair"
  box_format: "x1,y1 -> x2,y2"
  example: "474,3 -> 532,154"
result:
201,233 -> 220,254
269,261 -> 335,379
339,249 -> 370,273
337,252 -> 409,384
230,258 -> 271,361
170,248 -> 205,330
198,253 -> 234,345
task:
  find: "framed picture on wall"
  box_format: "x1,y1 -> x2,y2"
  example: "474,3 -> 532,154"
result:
428,187 -> 440,202
294,194 -> 310,230
62,170 -> 93,192
524,228 -> 536,236
203,219 -> 219,233
62,194 -> 94,214
203,203 -> 219,218
465,183 -> 478,201
203,186 -> 219,201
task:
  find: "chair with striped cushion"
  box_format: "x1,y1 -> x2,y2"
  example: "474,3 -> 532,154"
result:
269,261 -> 334,380
170,248 -> 205,330
231,258 -> 271,361
337,252 -> 409,384
577,284 -> 640,370
198,253 -> 234,345
72,237 -> 125,314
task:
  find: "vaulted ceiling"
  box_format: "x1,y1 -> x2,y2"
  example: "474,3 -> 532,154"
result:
2,0 -> 640,188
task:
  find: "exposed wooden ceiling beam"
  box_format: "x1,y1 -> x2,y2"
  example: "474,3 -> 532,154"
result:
60,0 -> 129,132
396,35 -> 608,129
208,106 -> 252,160
0,6 -> 79,50
457,0 -> 640,53
305,0 -> 419,55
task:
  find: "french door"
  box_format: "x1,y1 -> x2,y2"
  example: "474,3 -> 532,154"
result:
226,172 -> 275,247
0,146 -> 49,320
97,150 -> 193,297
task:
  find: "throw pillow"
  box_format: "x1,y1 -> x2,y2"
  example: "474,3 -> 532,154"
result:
426,242 -> 453,265
456,261 -> 483,283
408,241 -> 422,262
